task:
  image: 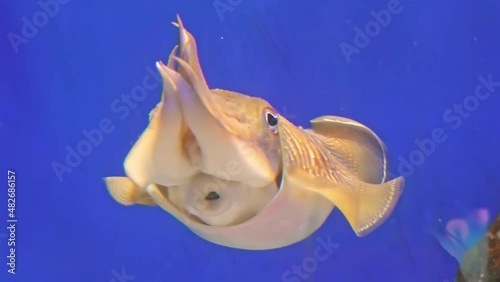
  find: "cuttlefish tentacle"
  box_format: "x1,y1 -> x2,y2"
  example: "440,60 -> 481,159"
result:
276,115 -> 404,237
166,45 -> 179,70
104,45 -> 192,206
171,15 -> 281,187
173,15 -> 208,88
123,52 -> 198,188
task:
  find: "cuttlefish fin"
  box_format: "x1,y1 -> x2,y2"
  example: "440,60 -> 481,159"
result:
308,115 -> 388,184
277,116 -> 404,235
290,169 -> 404,237
103,177 -> 156,206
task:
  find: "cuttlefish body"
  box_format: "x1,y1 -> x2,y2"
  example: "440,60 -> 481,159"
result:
104,16 -> 405,250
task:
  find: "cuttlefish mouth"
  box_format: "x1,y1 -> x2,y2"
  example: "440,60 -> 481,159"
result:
157,173 -> 278,226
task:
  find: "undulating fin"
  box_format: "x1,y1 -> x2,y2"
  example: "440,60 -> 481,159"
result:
103,177 -> 156,206
309,115 -> 388,184
291,169 -> 404,237
277,115 -> 404,236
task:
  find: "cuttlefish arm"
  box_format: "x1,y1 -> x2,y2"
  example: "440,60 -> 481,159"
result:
123,47 -> 198,188
104,177 -> 155,206
172,15 -> 208,89
105,43 -> 207,202
166,19 -> 279,187
307,115 -> 388,184
277,115 -> 404,237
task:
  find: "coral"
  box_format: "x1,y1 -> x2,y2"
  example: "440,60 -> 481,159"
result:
457,213 -> 500,282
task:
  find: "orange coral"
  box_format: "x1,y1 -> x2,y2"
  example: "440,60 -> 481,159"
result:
487,214 -> 500,279
457,213 -> 500,281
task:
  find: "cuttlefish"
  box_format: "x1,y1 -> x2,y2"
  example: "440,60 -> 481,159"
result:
103,16 -> 405,250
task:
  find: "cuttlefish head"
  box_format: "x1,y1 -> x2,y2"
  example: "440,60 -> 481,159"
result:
146,61 -> 285,226
123,16 -> 281,190
106,16 -> 285,230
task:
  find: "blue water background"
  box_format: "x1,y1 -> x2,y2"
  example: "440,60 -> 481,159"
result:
1,0 -> 499,281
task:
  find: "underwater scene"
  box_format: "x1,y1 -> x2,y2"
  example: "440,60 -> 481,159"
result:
1,0 -> 499,281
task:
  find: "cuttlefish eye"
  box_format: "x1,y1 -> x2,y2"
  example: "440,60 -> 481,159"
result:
264,109 -> 278,132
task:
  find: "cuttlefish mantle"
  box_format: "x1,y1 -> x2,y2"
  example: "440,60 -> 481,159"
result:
103,15 -> 405,250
